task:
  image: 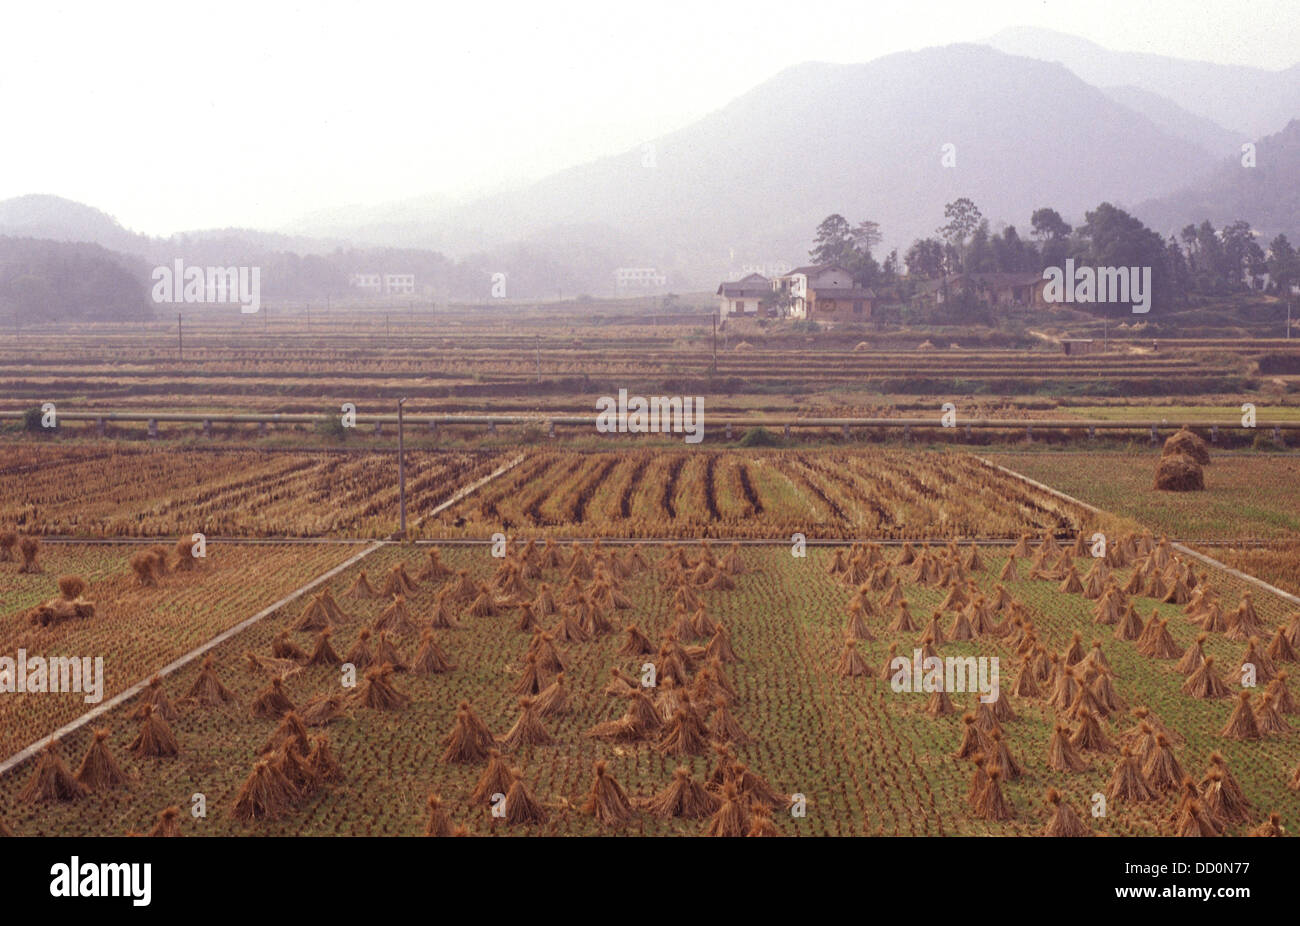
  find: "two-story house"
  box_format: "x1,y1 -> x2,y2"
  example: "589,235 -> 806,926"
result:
775,265 -> 874,320
716,272 -> 773,316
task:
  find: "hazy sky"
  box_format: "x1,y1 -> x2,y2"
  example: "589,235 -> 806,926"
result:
2,0 -> 1295,236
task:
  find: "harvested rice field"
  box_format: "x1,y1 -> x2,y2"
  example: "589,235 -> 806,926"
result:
0,541 -> 363,757
982,451 -> 1300,541
424,448 -> 1130,540
2,537 -> 1297,837
2,436 -> 1297,843
0,447 -> 504,538
984,450 -> 1300,596
0,445 -> 1130,541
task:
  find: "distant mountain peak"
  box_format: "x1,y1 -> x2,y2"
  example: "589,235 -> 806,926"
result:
985,26 -> 1300,138
0,193 -> 131,232
1136,118 -> 1300,241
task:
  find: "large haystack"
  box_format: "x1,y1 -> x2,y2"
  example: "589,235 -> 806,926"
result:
1153,453 -> 1204,492
1162,429 -> 1210,466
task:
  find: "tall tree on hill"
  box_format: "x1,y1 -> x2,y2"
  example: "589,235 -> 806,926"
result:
851,220 -> 882,256
810,214 -> 855,266
880,249 -> 899,285
904,238 -> 944,280
1194,221 -> 1227,287
1166,236 -> 1191,304
1180,224 -> 1200,272
938,198 -> 982,271
850,219 -> 882,285
1221,220 -> 1266,285
1076,202 -> 1171,315
1030,208 -> 1072,242
810,214 -> 881,286
967,220 -> 994,273
992,225 -> 1038,273
1267,234 -> 1297,295
1031,207 -> 1072,272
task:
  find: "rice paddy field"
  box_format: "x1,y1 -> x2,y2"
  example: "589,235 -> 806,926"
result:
984,450 -> 1300,595
0,447 -> 504,537
0,320 -> 1263,411
982,452 -> 1300,540
3,319 -> 1294,434
424,448 -> 1129,540
1,539 -> 1296,837
1,321 -> 1298,840
0,541 -> 362,757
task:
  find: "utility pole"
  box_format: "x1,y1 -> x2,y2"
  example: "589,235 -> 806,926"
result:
711,313 -> 717,378
306,302 -> 310,328
177,312 -> 183,362
397,397 -> 408,539
535,334 -> 541,384
1288,301 -> 1292,340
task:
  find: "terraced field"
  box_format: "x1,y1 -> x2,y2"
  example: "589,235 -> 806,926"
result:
0,323 -> 1254,413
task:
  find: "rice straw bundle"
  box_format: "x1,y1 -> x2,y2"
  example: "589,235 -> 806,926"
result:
504,769 -> 548,825
498,696 -> 554,750
75,729 -> 127,791
231,760 -> 299,821
127,704 -> 179,757
184,654 -> 234,706
357,664 -> 410,710
644,767 -> 720,819
412,629 -> 455,674
20,743 -> 86,803
1043,788 -> 1089,836
581,760 -> 635,827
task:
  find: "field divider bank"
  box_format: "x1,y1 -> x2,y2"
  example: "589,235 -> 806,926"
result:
4,408 -> 1297,436
32,535 -> 1293,547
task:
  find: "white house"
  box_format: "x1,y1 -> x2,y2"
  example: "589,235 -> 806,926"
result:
384,273 -> 416,295
615,267 -> 667,293
716,272 -> 772,316
349,272 -> 415,295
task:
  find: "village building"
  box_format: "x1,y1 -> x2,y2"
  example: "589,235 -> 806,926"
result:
774,265 -> 874,320
716,272 -> 773,316
717,264 -> 876,320
349,272 -> 416,296
615,267 -> 668,294
384,273 -> 415,295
